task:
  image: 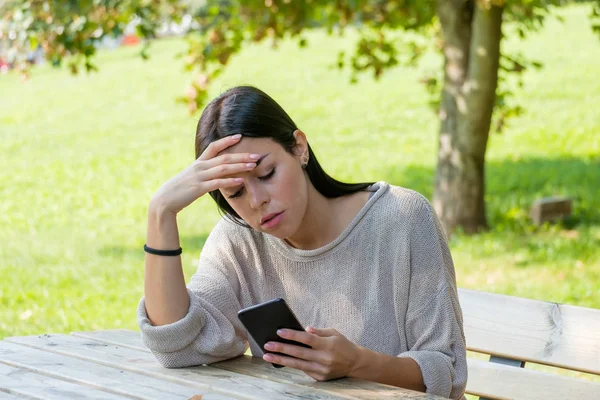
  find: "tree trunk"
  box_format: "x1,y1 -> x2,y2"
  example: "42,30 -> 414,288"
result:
434,1 -> 503,235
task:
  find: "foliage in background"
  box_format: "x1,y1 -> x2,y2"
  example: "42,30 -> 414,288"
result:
0,0 -> 183,74
2,1 -> 597,113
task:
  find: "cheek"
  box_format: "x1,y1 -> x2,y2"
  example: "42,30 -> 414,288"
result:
276,165 -> 305,200
221,193 -> 253,223
226,201 -> 248,221
278,167 -> 309,220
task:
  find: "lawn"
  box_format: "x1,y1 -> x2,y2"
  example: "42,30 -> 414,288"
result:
0,2 -> 598,365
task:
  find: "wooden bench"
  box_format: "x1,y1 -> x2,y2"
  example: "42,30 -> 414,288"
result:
458,288 -> 600,399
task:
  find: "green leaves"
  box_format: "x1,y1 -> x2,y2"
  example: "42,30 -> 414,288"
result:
591,0 -> 600,37
0,0 -> 181,76
2,0 -> 598,112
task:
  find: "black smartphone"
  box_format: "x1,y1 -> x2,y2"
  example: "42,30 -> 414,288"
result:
238,298 -> 311,368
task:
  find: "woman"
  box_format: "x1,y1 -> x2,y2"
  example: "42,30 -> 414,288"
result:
137,86 -> 467,399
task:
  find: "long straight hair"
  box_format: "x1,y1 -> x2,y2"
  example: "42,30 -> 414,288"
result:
195,86 -> 374,226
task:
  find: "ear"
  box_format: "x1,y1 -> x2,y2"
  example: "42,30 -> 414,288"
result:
292,130 -> 309,160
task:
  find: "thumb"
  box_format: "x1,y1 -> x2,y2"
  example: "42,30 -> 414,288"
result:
306,326 -> 337,337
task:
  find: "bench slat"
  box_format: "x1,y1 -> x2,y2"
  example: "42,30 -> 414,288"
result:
466,358 -> 600,400
458,288 -> 600,374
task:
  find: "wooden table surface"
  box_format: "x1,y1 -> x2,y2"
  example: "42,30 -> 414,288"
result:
0,329 -> 443,399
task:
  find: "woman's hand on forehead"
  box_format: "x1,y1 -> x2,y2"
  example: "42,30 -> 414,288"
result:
150,134 -> 262,215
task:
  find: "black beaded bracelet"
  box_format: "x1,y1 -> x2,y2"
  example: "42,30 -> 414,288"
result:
143,244 -> 182,256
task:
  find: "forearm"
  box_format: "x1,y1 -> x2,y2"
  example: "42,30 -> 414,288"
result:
144,201 -> 190,326
350,346 -> 426,392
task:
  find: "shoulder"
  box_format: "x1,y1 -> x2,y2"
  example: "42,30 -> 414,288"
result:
359,183 -> 437,245
383,186 -> 448,251
376,183 -> 435,226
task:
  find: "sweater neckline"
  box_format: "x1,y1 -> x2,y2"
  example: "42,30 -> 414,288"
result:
265,181 -> 390,261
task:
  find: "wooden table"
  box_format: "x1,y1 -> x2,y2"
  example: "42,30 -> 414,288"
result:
0,329 -> 442,399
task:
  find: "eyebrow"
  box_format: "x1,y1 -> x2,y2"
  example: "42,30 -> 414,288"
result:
255,153 -> 270,167
225,153 -> 271,195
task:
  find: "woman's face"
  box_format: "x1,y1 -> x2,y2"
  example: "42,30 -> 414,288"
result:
217,132 -> 309,239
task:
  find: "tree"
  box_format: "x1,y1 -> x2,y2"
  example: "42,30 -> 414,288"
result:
2,0 -> 599,234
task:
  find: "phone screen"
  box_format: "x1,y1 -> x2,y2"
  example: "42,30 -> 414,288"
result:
238,298 -> 311,368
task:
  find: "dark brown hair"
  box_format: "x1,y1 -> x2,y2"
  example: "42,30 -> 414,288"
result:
195,86 -> 374,226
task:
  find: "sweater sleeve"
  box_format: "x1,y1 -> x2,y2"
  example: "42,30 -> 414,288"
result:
397,195 -> 468,399
137,220 -> 249,368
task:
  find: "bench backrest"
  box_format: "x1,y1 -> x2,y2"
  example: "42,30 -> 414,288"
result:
458,288 -> 600,400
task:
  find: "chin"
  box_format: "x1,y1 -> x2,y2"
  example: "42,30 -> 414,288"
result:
266,227 -> 292,240
266,222 -> 299,240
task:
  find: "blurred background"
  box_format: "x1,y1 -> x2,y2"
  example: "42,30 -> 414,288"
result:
0,0 -> 598,382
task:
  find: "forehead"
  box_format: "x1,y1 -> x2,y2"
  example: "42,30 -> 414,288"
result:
219,137 -> 281,156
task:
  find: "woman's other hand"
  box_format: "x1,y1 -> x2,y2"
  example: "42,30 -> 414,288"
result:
263,327 -> 362,381
150,134 -> 258,215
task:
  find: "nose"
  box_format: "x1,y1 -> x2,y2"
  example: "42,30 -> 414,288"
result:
247,182 -> 269,210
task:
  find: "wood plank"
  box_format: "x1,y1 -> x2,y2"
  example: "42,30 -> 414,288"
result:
74,330 -> 302,378
73,330 -> 443,399
0,392 -> 26,399
0,362 -> 128,399
212,355 -> 442,399
458,288 -> 600,374
0,341 -> 230,400
466,358 -> 600,400
4,334 -> 380,400
72,330 -> 147,352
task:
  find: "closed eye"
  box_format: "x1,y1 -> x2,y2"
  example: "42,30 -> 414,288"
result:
259,168 -> 276,181
228,168 -> 276,199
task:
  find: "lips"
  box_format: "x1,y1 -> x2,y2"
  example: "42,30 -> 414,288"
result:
261,212 -> 282,225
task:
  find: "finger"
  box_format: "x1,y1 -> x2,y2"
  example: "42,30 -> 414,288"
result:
202,178 -> 244,192
277,329 -> 319,347
263,353 -> 326,375
199,134 -> 242,161
203,152 -> 261,168
264,341 -> 316,361
201,162 -> 256,181
306,327 -> 338,337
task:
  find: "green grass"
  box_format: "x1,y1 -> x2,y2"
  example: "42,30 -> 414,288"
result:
0,2 -> 598,354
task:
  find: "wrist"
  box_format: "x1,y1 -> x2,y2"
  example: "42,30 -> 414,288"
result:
147,201 -> 180,250
148,198 -> 177,219
349,344 -> 373,379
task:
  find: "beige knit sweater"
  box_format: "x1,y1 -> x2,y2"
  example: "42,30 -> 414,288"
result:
137,182 -> 468,399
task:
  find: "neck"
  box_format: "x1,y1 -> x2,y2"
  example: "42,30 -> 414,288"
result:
284,182 -> 343,250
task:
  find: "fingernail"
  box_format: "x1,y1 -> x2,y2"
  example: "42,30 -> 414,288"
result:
263,354 -> 273,361
232,134 -> 242,140
277,329 -> 285,336
249,154 -> 260,160
264,343 -> 274,350
246,163 -> 256,168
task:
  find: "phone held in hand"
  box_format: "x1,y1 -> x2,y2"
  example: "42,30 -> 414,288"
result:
238,298 -> 311,368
